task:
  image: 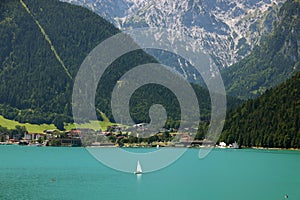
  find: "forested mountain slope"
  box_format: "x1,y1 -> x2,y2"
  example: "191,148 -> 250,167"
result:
221,71 -> 300,148
0,0 -> 241,129
222,0 -> 300,99
0,0 -> 121,125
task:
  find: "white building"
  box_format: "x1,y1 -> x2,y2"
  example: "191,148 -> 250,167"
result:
219,142 -> 227,148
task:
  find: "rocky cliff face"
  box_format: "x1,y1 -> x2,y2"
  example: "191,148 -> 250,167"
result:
60,0 -> 284,67
222,0 -> 300,99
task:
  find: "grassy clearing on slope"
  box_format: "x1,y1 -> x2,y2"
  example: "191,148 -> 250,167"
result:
65,120 -> 114,131
0,115 -> 115,133
0,115 -> 56,133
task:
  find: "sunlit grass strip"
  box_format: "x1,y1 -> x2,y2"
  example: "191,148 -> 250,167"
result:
0,115 -> 56,133
19,0 -> 73,80
0,115 -> 115,133
65,120 -> 115,131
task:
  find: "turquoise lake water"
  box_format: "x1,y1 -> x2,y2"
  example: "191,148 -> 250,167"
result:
0,146 -> 299,200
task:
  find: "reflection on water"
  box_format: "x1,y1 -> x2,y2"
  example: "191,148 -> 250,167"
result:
136,174 -> 142,182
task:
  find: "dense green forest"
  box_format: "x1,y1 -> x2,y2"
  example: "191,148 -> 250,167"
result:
221,71 -> 300,148
0,0 -> 241,130
222,0 -> 300,99
0,0 -> 119,127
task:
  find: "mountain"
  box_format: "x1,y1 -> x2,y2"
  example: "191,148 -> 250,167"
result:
0,0 -> 142,127
220,71 -> 300,148
0,0 -> 242,130
222,0 -> 300,99
60,0 -> 284,68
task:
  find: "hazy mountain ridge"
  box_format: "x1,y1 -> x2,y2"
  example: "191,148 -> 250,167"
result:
60,0 -> 285,68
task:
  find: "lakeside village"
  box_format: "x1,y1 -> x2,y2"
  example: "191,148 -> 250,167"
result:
0,123 -> 239,149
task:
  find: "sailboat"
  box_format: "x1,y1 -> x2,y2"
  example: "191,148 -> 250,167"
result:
134,160 -> 142,174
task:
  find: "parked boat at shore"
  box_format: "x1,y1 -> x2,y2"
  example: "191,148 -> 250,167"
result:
232,141 -> 239,149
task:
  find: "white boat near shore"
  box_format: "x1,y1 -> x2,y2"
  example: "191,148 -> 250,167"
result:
232,141 -> 239,149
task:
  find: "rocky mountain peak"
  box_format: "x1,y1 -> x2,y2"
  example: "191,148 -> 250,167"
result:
61,0 -> 285,67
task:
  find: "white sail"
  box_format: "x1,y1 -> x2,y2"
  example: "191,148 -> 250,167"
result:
136,160 -> 142,174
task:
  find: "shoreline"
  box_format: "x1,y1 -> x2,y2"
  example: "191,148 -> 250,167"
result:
247,146 -> 300,151
1,143 -> 299,151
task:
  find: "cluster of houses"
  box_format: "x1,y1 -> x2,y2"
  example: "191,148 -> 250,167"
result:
0,124 -> 240,148
0,129 -> 82,147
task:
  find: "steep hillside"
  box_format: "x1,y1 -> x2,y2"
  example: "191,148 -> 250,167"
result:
222,0 -> 300,99
0,0 -> 242,130
0,0 -> 158,128
221,71 -> 300,148
0,0 -> 120,125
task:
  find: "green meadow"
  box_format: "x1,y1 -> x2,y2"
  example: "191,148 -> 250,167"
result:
0,115 -> 114,133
